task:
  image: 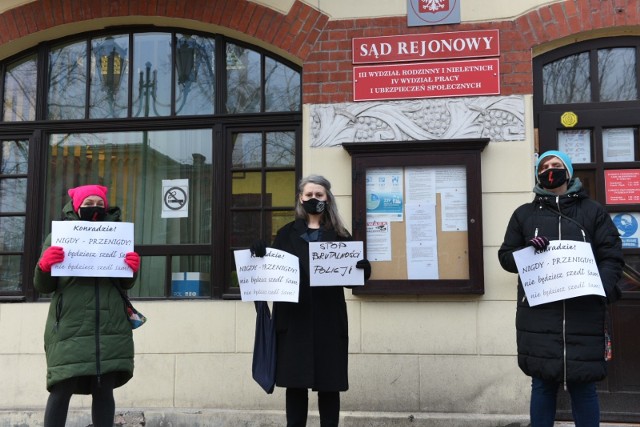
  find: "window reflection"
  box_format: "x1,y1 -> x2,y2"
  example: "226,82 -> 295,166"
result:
598,48 -> 638,102
0,255 -> 22,291
175,34 -> 215,116
1,140 -> 28,174
266,131 -> 295,167
46,130 -> 212,245
48,41 -> 88,120
133,33 -> 172,117
226,43 -> 261,113
265,57 -> 301,112
3,55 -> 37,121
90,35 -> 129,119
543,52 -> 591,104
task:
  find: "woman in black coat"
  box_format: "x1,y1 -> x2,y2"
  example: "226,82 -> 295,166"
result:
498,151 -> 623,427
251,175 -> 370,427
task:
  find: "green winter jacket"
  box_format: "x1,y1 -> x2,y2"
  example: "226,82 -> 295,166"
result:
34,200 -> 137,393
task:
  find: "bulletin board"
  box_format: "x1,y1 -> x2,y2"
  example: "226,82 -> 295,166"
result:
365,167 -> 469,281
343,139 -> 487,295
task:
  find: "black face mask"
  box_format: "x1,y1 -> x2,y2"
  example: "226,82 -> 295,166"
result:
538,168 -> 568,189
79,206 -> 106,221
302,198 -> 326,215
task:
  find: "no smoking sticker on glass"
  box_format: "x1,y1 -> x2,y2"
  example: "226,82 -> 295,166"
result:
162,179 -> 189,218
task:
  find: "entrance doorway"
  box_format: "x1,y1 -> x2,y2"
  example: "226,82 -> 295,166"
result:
534,37 -> 640,422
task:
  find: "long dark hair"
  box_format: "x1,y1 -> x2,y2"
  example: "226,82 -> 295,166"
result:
294,175 -> 349,237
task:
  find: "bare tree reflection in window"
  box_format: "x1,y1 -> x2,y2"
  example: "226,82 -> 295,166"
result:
266,132 -> 295,167
3,55 -> 37,122
598,48 -> 638,102
226,44 -> 261,114
265,58 -> 301,112
543,52 -> 591,104
47,41 -> 88,120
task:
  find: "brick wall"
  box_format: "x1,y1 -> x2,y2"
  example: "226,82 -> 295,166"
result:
2,0 -> 638,104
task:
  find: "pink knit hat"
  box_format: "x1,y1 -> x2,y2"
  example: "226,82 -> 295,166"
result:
68,185 -> 108,211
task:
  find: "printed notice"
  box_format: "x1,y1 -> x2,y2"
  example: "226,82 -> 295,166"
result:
234,248 -> 300,302
512,240 -> 605,307
309,241 -> 365,287
366,219 -> 392,261
50,221 -> 135,278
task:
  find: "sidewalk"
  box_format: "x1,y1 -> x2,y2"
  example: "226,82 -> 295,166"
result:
1,409 -> 639,426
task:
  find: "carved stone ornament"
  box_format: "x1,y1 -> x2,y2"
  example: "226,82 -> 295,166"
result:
310,95 -> 525,147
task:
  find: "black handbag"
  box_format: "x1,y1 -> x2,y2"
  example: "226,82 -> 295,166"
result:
252,301 -> 276,394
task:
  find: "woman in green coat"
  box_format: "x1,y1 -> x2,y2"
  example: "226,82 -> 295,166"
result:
34,185 -> 141,427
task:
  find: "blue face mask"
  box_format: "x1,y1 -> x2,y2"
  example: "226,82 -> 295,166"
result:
538,168 -> 567,189
79,206 -> 106,221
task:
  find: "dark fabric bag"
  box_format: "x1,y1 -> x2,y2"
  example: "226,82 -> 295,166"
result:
113,280 -> 147,329
252,301 -> 276,394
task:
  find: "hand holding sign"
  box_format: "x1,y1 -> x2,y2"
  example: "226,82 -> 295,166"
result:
513,240 -> 605,306
234,248 -> 300,302
309,241 -> 365,287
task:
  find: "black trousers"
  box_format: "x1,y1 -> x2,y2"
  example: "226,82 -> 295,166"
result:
44,373 -> 116,427
286,387 -> 340,427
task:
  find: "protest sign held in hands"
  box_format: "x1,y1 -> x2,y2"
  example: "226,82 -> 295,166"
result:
234,248 -> 300,302
51,221 -> 135,278
309,241 -> 365,287
513,240 -> 605,306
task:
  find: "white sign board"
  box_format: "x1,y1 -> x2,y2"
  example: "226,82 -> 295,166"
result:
50,221 -> 135,278
162,179 -> 189,218
309,241 -> 365,287
512,240 -> 605,307
234,248 -> 300,302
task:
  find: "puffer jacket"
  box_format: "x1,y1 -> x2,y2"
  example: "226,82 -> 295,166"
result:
498,178 -> 624,384
33,200 -> 136,393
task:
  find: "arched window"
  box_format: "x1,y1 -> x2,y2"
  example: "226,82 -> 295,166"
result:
0,27 -> 301,300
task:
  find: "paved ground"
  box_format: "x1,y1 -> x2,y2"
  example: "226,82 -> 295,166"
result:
1,410 -> 639,426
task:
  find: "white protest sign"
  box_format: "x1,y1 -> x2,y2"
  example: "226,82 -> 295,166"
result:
512,240 -> 605,307
309,241 -> 365,287
234,248 -> 300,302
50,221 -> 135,278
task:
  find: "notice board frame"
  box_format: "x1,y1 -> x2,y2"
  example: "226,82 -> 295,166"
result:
343,139 -> 488,295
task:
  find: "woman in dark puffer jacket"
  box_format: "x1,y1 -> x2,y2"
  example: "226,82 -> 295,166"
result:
498,150 -> 624,427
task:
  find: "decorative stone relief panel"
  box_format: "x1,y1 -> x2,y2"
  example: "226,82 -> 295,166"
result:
310,95 -> 525,147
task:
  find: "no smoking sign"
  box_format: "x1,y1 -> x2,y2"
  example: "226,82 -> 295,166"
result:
162,179 -> 189,218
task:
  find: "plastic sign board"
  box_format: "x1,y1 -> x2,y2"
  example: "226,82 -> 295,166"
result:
353,58 -> 499,101
352,29 -> 500,64
407,0 -> 461,27
605,169 -> 640,204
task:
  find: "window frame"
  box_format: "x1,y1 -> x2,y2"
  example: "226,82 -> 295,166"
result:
0,26 -> 302,302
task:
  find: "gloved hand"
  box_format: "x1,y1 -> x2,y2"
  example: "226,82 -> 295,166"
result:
250,239 -> 267,257
356,259 -> 371,280
529,236 -> 550,251
124,252 -> 140,272
38,246 -> 65,272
